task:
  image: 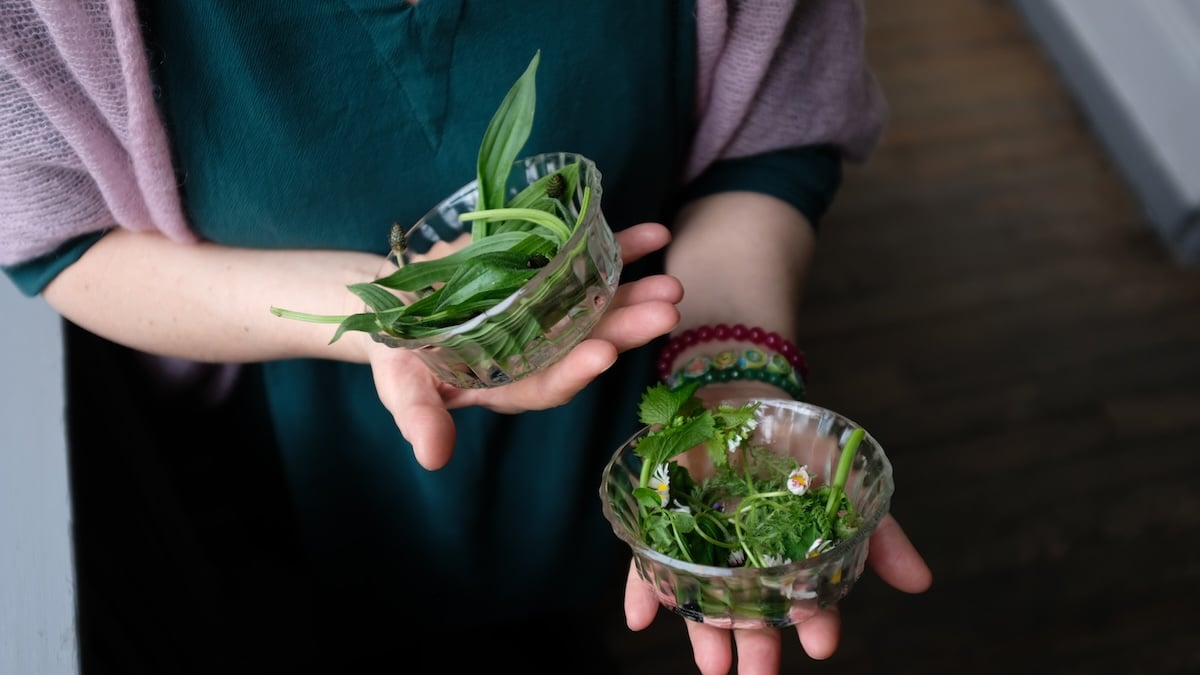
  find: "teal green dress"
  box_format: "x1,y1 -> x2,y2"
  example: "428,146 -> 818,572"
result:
3,1 -> 842,667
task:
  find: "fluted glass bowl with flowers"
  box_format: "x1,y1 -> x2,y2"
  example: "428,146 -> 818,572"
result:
600,383 -> 895,629
270,51 -> 621,388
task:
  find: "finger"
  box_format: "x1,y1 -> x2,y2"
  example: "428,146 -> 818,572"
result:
587,299 -> 680,353
796,606 -> 841,660
868,515 -> 933,593
462,338 -> 619,413
685,621 -> 734,675
732,628 -> 782,675
610,272 -> 684,307
615,222 -> 671,263
369,349 -> 458,471
623,561 -> 660,631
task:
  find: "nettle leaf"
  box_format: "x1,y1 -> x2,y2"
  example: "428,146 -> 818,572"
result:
633,413 -> 716,469
638,381 -> 703,428
475,50 -> 539,229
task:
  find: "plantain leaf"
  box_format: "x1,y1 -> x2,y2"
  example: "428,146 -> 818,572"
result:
474,50 -> 540,235
433,250 -> 535,312
372,231 -> 533,291
347,282 -> 405,313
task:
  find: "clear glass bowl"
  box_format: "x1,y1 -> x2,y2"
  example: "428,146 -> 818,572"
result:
599,398 -> 894,629
371,152 -> 622,388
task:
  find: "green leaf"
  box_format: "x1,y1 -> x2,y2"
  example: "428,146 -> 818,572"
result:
633,413 -> 716,470
371,231 -> 535,291
458,207 -> 571,245
432,250 -> 536,312
633,488 -> 662,510
347,282 -> 404,313
475,50 -> 540,231
638,381 -> 703,427
329,311 -> 389,344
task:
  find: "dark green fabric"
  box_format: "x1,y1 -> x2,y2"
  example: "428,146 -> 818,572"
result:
10,3 -> 850,654
136,0 -> 693,626
680,145 -> 844,228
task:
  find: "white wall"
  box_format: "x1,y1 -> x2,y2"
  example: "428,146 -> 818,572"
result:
0,281 -> 78,674
1014,0 -> 1200,265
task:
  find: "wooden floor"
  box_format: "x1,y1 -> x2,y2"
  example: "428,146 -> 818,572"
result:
606,1 -> 1200,673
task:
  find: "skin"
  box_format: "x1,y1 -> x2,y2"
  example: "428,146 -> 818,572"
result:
43,190 -> 931,669
43,221 -> 683,470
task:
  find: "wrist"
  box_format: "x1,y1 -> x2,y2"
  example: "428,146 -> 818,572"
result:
658,324 -> 808,401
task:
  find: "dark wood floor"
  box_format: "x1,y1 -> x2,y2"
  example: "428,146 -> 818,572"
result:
606,1 -> 1200,673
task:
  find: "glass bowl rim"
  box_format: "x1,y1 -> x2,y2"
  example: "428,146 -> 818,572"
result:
600,397 -> 895,579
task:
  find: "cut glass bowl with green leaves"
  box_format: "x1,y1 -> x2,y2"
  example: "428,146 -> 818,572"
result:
370,151 -> 621,388
600,392 -> 895,629
270,52 -> 623,388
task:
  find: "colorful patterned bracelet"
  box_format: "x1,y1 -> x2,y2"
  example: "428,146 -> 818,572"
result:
657,324 -> 808,381
664,348 -> 806,401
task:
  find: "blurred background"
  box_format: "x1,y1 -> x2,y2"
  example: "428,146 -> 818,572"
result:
607,0 -> 1200,673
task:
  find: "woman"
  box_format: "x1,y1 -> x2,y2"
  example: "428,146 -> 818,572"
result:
1,1 -> 930,672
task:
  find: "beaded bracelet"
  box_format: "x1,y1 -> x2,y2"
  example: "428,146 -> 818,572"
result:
664,348 -> 806,401
657,324 -> 808,382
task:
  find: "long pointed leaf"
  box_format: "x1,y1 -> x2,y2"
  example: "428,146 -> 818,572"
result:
475,51 -> 540,230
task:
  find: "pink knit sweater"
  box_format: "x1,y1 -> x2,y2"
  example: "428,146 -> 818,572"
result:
0,0 -> 885,267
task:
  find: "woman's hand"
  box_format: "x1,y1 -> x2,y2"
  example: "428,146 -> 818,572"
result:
367,221 -> 683,470
623,513 -> 932,675
620,379 -> 933,673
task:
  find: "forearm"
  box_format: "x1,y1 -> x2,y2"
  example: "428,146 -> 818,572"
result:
666,190 -> 814,342
42,228 -> 383,364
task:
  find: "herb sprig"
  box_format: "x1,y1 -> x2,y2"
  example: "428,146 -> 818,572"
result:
629,383 -> 864,568
270,51 -> 594,350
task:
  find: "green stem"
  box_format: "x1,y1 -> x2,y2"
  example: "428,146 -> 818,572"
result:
459,207 -> 572,244
825,428 -> 865,521
689,512 -> 740,549
669,513 -> 694,563
732,491 -> 787,567
268,307 -> 347,323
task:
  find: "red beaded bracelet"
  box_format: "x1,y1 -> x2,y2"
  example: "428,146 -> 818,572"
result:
657,323 -> 808,382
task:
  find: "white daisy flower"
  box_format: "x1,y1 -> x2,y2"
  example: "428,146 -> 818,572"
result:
728,549 -> 746,567
786,466 -> 812,495
670,499 -> 691,514
761,553 -> 792,567
651,463 -> 670,507
806,537 -> 834,559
